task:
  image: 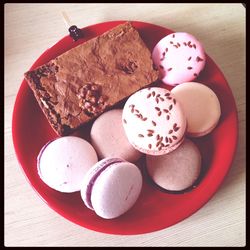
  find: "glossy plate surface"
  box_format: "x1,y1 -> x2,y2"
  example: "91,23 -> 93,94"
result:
12,21 -> 238,235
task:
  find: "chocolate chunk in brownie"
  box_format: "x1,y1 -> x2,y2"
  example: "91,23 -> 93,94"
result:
24,22 -> 159,135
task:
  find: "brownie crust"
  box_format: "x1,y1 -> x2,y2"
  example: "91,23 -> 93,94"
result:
24,22 -> 159,135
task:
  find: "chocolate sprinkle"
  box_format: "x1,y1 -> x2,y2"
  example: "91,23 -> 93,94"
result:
188,56 -> 192,61
169,129 -> 173,134
148,144 -> 152,149
169,104 -> 173,110
173,126 -> 180,132
172,135 -> 177,140
147,93 -> 151,98
147,129 -> 154,133
196,56 -> 204,62
152,121 -> 157,126
167,68 -> 172,71
169,138 -> 172,143
138,134 -> 144,137
165,137 -> 168,143
155,107 -> 161,111
187,66 -> 193,70
123,119 -> 127,124
163,109 -> 169,113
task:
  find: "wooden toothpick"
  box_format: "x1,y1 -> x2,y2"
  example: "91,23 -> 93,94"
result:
61,11 -> 72,29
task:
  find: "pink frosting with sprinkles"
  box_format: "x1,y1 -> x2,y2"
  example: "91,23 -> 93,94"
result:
152,32 -> 206,86
122,87 -> 187,156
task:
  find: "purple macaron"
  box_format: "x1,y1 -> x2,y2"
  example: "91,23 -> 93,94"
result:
80,157 -> 143,219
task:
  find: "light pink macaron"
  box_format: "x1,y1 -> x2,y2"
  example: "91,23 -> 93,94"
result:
37,136 -> 98,193
146,138 -> 201,192
152,32 -> 206,86
171,82 -> 221,137
122,87 -> 187,155
90,109 -> 142,162
80,157 -> 142,219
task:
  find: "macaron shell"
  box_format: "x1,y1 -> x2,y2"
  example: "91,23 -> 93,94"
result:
38,136 -> 98,193
80,158 -> 125,210
152,32 -> 206,86
171,82 -> 221,137
146,138 -> 201,192
91,162 -> 143,219
90,109 -> 142,162
122,87 -> 187,155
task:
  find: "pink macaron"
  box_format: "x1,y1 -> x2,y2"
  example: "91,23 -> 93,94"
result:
122,87 -> 187,155
37,136 -> 98,193
80,157 -> 143,219
90,109 -> 142,162
146,138 -> 201,192
152,32 -> 206,86
171,82 -> 221,137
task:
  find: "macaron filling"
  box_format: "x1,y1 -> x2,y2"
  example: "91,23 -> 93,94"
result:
84,158 -> 125,209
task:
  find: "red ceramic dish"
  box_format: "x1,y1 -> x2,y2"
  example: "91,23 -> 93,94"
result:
12,21 -> 238,235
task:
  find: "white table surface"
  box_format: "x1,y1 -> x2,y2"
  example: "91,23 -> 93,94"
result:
4,3 -> 246,247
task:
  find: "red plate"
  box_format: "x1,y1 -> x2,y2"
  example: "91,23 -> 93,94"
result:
12,21 -> 238,235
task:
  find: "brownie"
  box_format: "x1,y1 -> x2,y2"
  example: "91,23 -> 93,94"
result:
24,22 -> 159,135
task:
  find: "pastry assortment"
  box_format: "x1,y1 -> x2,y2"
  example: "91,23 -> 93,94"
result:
25,22 -> 222,219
